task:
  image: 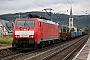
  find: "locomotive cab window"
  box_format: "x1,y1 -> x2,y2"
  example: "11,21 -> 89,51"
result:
16,20 -> 35,27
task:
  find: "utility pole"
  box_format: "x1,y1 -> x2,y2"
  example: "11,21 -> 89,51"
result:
43,8 -> 54,20
19,12 -> 22,18
19,12 -> 20,18
66,25 -> 68,32
62,24 -> 63,32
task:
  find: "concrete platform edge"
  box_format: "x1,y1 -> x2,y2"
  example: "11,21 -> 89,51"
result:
72,36 -> 90,60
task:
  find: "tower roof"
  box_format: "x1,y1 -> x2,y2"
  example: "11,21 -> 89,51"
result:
70,6 -> 72,18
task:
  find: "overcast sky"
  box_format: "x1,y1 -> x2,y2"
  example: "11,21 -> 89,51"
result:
0,0 -> 90,15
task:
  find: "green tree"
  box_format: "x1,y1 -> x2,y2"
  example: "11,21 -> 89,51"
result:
87,27 -> 90,33
61,25 -> 69,32
70,28 -> 75,32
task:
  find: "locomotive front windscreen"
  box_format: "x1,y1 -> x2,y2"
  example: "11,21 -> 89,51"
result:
16,20 -> 35,27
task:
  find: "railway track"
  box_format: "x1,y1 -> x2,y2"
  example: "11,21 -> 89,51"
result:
48,35 -> 89,60
0,48 -> 26,60
0,35 -> 89,60
0,45 -> 13,54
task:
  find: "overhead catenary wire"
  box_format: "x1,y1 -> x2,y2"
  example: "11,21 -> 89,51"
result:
41,0 -> 69,22
70,0 -> 81,15
29,0 -> 43,8
67,0 -> 72,6
66,0 -> 82,15
79,0 -> 90,14
41,0 -> 69,19
41,0 -> 50,5
28,0 -> 69,22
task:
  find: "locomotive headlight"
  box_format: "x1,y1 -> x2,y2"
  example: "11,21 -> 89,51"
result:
15,35 -> 20,38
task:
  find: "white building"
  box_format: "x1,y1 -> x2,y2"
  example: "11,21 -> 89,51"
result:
0,19 -> 13,36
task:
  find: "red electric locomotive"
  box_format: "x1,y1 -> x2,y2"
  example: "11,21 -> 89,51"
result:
12,14 -> 60,48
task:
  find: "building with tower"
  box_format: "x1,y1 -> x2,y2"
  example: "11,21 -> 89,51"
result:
69,7 -> 77,32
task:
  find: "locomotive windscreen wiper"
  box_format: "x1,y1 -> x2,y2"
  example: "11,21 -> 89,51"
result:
24,21 -> 29,27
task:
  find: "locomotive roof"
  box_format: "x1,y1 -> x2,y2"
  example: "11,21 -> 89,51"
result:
38,19 -> 59,25
28,14 -> 59,25
16,18 -> 59,25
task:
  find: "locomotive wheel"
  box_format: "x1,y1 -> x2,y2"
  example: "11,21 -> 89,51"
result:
35,43 -> 39,49
41,45 -> 44,48
39,42 -> 44,48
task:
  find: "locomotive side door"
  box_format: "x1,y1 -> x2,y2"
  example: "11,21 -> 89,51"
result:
40,22 -> 43,39
39,22 -> 43,42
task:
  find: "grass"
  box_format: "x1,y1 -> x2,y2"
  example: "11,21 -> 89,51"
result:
0,36 -> 13,46
73,52 -> 78,56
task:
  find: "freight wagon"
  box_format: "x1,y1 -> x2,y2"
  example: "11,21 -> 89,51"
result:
60,32 -> 83,40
